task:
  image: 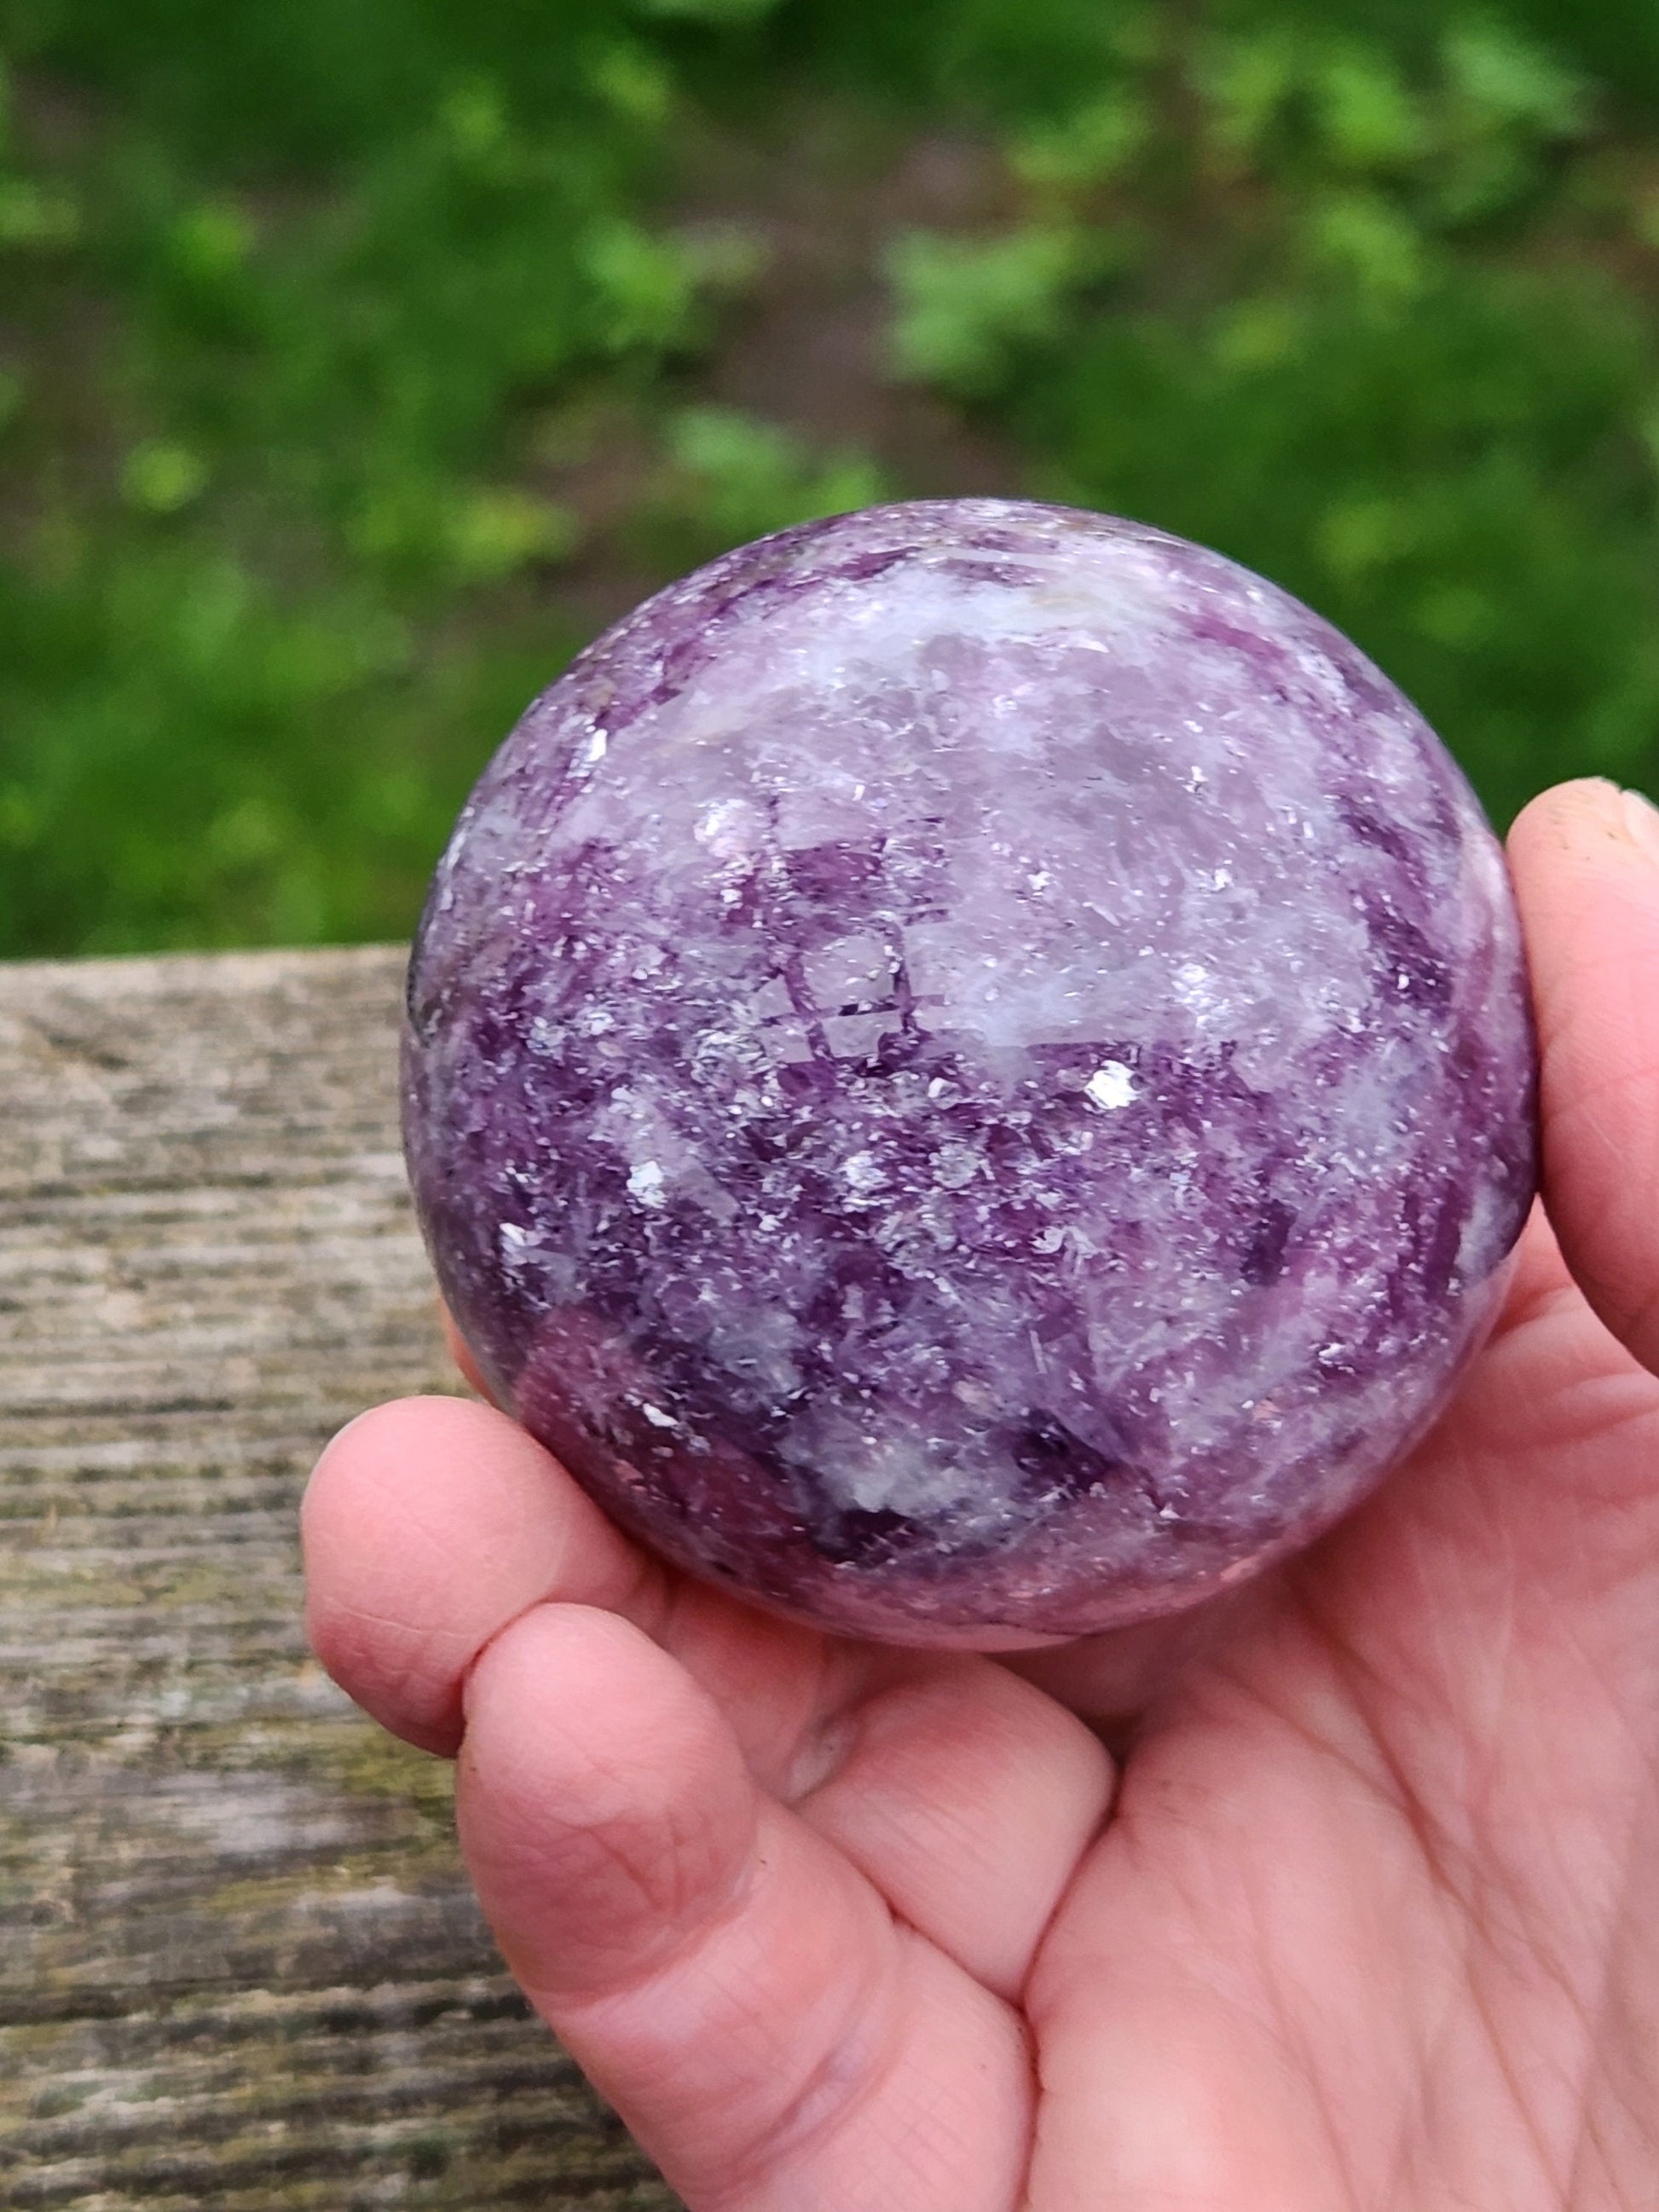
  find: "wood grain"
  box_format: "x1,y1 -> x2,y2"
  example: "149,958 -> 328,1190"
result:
0,945 -> 678,2211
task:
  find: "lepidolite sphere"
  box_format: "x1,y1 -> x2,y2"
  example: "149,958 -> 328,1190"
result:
402,500 -> 1537,1646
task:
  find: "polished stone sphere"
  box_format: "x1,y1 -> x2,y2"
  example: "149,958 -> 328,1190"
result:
402,500 -> 1537,1647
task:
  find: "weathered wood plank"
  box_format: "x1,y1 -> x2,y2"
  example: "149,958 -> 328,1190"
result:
0,946 -> 678,2210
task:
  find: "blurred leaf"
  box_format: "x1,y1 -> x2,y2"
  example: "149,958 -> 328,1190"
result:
1310,46 -> 1428,171
0,787 -> 41,851
1207,297 -> 1308,374
1413,582 -> 1500,647
928,0 -> 1160,117
1440,17 -> 1592,145
1316,494 -> 1428,579
580,219 -> 702,351
587,40 -> 676,125
0,173 -> 78,248
166,199 -> 256,280
886,224 -> 1095,394
653,406 -> 889,557
436,74 -> 511,167
207,795 -> 291,868
1431,17 -> 1593,222
1190,25 -> 1302,168
633,0 -> 782,21
121,442 -> 209,514
1011,91 -> 1152,190
347,476 -> 578,584
445,487 -> 581,582
673,217 -> 772,297
1306,193 -> 1429,306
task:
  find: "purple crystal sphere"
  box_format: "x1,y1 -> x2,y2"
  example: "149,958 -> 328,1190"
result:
402,500 -> 1537,1647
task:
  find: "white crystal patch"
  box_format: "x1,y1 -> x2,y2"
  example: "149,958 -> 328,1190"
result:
1084,1061 -> 1137,1112
627,1160 -> 667,1207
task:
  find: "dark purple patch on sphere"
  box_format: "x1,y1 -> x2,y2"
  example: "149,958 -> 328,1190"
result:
402,500 -> 1537,1646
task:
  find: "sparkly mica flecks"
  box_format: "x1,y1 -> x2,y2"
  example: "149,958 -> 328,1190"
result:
402,500 -> 1538,1647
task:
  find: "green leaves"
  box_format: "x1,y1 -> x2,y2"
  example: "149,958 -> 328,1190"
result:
886,225 -> 1098,395
649,407 -> 890,561
0,173 -> 78,247
1312,46 -> 1428,170
346,478 -> 580,586
1442,16 -> 1590,142
1187,14 -> 1593,221
633,0 -> 783,21
1009,91 -> 1153,190
0,3 -> 682,954
580,220 -> 705,354
0,0 -> 1654,957
120,441 -> 210,515
1305,192 -> 1430,306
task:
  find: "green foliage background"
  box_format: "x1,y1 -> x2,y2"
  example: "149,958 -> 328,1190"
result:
2,0 -> 1656,956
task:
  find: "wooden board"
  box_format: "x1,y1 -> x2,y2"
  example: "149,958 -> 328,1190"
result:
0,945 -> 678,2210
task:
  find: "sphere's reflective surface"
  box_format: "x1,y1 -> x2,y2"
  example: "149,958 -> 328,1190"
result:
402,500 -> 1537,1646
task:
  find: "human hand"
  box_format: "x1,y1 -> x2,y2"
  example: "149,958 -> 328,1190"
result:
303,776 -> 1659,2210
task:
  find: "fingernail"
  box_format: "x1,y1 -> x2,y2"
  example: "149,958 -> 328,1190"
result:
1622,787 -> 1659,869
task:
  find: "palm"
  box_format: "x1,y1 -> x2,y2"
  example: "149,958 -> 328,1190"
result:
1019,1209 -> 1659,2208
304,781 -> 1659,2209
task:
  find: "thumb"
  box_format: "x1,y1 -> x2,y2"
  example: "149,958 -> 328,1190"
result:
1508,777 -> 1659,1377
454,1605 -> 1032,2212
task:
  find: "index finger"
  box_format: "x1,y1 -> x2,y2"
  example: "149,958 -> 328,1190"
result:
302,1395 -> 664,1753
1508,777 -> 1659,1378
